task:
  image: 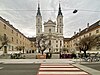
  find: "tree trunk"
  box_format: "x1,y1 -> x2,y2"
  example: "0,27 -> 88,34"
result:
83,50 -> 87,58
4,46 -> 7,54
42,51 -> 43,55
0,45 -> 4,49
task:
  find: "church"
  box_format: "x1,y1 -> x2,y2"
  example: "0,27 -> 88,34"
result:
36,3 -> 64,53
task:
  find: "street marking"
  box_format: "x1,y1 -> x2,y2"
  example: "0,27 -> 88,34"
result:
40,65 -> 74,68
37,64 -> 90,75
0,67 -> 4,70
40,68 -> 80,70
38,71 -> 88,74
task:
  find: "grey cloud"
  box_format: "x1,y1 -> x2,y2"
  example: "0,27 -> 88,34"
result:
0,0 -> 100,37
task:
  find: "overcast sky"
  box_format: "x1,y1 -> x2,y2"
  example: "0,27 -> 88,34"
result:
0,0 -> 100,38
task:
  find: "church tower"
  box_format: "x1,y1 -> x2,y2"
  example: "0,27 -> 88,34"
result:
57,3 -> 63,36
36,3 -> 42,36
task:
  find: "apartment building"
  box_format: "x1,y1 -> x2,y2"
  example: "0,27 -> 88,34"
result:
64,20 -> 100,53
0,16 -> 34,55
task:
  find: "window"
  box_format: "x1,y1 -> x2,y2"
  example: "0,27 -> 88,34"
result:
56,44 -> 58,47
60,41 -> 62,47
96,46 -> 100,50
56,40 -> 58,43
84,35 -> 85,38
12,30 -> 13,34
16,33 -> 18,36
16,39 -> 18,44
79,37 -> 81,40
12,37 -> 13,42
60,18 -> 61,23
38,18 -> 40,23
96,29 -> 99,33
60,28 -> 61,33
12,46 -> 13,51
49,29 -> 51,33
57,28 -> 58,32
49,40 -> 51,45
4,34 -> 7,40
4,24 -> 6,29
38,29 -> 40,33
49,48 -> 51,52
89,33 -> 91,36
56,49 -> 58,51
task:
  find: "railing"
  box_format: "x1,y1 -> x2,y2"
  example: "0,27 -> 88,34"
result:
82,53 -> 100,62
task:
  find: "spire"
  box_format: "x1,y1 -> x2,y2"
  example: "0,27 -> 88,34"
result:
58,3 -> 63,16
37,3 -> 41,16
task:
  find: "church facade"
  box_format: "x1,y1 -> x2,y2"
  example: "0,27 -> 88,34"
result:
36,4 -> 64,53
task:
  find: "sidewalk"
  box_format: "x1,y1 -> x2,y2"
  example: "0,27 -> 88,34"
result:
0,59 -> 75,64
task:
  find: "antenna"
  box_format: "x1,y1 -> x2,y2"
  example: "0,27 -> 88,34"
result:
38,0 -> 40,6
59,0 -> 61,4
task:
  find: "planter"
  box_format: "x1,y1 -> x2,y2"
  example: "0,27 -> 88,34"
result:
36,54 -> 46,59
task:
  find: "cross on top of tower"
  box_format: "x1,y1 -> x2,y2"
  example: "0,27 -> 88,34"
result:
37,0 -> 41,16
58,1 -> 63,16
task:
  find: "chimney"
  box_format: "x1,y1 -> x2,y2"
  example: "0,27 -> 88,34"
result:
87,23 -> 89,28
79,28 -> 81,33
74,32 -> 76,35
6,21 -> 9,24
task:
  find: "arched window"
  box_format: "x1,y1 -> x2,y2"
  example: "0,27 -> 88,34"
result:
38,18 -> 40,23
60,18 -> 62,23
49,29 -> 51,33
12,37 -> 13,42
60,41 -> 62,47
49,40 -> 51,45
38,29 -> 40,33
60,28 -> 62,33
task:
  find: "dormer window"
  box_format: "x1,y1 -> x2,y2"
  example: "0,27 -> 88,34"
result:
4,24 -> 6,29
98,22 -> 100,25
96,29 -> 99,33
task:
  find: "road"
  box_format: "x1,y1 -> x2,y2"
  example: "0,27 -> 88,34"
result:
81,63 -> 100,71
0,62 -> 100,75
0,63 -> 40,75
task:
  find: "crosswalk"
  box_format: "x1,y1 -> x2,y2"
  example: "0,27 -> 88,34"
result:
0,67 -> 3,70
37,64 -> 90,75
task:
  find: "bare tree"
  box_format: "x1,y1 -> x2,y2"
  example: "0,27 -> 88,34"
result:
62,47 -> 68,54
15,46 -> 25,53
35,34 -> 50,55
76,35 -> 100,57
0,34 -> 10,53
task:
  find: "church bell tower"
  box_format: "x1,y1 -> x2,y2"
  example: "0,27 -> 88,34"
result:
36,3 -> 42,36
57,3 -> 63,36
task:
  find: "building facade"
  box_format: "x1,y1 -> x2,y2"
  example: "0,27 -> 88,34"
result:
64,20 -> 100,53
0,16 -> 34,55
36,4 -> 64,53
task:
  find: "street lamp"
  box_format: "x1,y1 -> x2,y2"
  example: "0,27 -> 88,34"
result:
73,9 -> 78,13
